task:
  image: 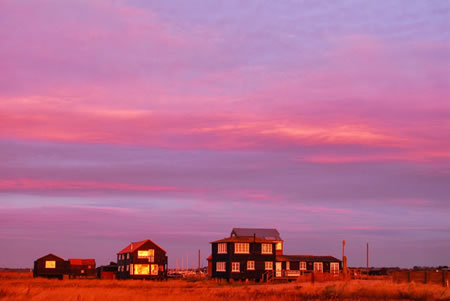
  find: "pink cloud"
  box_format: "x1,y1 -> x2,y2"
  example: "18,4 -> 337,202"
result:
0,178 -> 179,193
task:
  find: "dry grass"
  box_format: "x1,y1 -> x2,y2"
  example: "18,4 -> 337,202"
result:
0,272 -> 449,301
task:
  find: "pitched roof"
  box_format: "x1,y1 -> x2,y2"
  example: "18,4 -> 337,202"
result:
69,259 -> 96,266
118,239 -> 166,254
276,255 -> 341,262
210,236 -> 278,244
35,253 -> 65,262
231,228 -> 281,240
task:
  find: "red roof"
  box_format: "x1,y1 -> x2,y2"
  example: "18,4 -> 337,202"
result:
118,239 -> 167,254
69,259 -> 96,265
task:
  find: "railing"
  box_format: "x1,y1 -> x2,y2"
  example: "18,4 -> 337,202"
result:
262,270 -> 274,282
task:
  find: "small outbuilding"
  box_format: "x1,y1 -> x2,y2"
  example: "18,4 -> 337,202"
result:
97,262 -> 118,279
33,253 -> 69,279
69,259 -> 96,278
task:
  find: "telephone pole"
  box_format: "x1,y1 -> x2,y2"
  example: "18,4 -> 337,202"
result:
366,243 -> 369,276
198,249 -> 201,272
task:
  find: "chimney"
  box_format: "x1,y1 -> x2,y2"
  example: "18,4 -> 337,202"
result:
131,243 -> 133,251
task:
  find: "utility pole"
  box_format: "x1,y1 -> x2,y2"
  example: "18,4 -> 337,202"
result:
366,243 -> 369,276
198,249 -> 201,273
342,240 -> 347,276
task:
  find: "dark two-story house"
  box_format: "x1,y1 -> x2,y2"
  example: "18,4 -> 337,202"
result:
116,239 -> 168,280
210,228 -> 283,281
210,228 -> 341,281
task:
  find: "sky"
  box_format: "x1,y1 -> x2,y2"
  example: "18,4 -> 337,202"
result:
0,0 -> 449,269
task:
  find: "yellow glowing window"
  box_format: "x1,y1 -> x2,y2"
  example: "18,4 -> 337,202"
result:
134,264 -> 150,275
151,264 -> 158,275
45,261 -> 56,269
276,242 -> 282,250
138,249 -> 155,258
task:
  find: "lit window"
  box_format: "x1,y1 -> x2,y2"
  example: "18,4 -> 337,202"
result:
300,262 -> 306,270
134,264 -> 150,275
262,244 -> 273,254
235,243 -> 249,254
126,265 -> 129,271
276,242 -> 282,250
330,262 -> 340,274
314,262 -> 323,272
247,261 -> 255,270
232,262 -> 240,273
138,249 -> 155,259
151,264 -> 158,275
218,243 -> 227,254
265,261 -> 273,270
216,262 -> 226,272
127,253 -> 130,260
45,261 -> 56,269
286,261 -> 290,270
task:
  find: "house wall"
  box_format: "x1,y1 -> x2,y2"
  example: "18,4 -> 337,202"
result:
70,264 -> 96,278
211,242 -> 277,280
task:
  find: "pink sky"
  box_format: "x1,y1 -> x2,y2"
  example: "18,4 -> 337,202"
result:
1,0 -> 449,268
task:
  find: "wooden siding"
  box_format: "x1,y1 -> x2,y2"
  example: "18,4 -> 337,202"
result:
211,242 -> 277,280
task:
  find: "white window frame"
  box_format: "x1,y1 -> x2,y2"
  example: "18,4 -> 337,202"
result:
261,243 -> 273,254
265,261 -> 273,270
234,243 -> 249,254
300,261 -> 307,270
231,262 -> 240,273
330,262 -> 340,274
314,262 -> 323,272
247,261 -> 255,270
216,262 -> 226,272
218,243 -> 227,254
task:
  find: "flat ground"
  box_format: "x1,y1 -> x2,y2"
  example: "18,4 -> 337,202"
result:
0,272 -> 449,300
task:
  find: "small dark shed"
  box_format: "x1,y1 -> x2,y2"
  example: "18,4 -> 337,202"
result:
97,262 -> 118,279
33,253 -> 69,279
69,259 -> 96,278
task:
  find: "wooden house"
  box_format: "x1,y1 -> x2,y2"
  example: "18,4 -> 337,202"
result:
68,258 -> 96,278
210,228 -> 341,281
276,255 -> 341,278
210,228 -> 282,281
33,253 -> 69,279
116,239 -> 168,280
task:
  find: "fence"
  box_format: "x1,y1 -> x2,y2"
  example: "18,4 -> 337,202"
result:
393,271 -> 448,286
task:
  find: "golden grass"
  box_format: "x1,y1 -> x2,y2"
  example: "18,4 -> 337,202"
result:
0,272 -> 449,301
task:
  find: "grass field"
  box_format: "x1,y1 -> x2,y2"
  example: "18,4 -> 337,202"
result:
0,272 -> 449,300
